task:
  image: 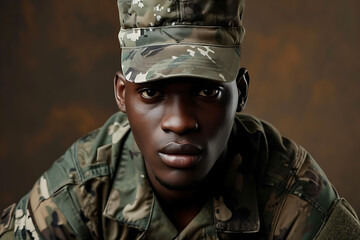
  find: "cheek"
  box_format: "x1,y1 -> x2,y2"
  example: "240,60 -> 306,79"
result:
200,97 -> 237,138
200,96 -> 237,153
204,109 -> 235,148
126,100 -> 163,153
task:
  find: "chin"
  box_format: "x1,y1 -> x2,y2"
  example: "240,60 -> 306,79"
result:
155,174 -> 203,191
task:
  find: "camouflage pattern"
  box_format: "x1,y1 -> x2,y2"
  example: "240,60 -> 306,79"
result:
1,112 -> 359,239
117,0 -> 245,83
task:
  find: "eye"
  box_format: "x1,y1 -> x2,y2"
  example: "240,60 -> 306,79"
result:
198,88 -> 220,97
139,88 -> 162,99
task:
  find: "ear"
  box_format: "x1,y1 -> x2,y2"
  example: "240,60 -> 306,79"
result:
114,70 -> 127,113
236,67 -> 250,112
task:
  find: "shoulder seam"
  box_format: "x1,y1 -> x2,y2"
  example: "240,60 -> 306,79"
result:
73,140 -> 85,182
269,144 -> 308,237
289,145 -> 328,216
291,145 -> 329,216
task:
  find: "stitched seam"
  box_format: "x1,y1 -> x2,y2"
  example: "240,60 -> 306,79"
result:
73,142 -> 85,182
269,145 -> 307,239
290,192 -> 327,215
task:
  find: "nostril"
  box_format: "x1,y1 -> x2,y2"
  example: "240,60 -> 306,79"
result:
161,115 -> 199,134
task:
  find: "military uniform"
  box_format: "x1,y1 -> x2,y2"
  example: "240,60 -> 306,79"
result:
2,1 -> 359,239
1,112 -> 359,239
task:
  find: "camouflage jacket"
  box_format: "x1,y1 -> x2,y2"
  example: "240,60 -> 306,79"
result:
0,112 -> 359,240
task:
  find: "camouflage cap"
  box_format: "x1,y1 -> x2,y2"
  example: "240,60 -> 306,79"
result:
117,0 -> 245,83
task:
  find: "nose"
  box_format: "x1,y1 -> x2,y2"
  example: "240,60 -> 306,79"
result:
160,97 -> 199,135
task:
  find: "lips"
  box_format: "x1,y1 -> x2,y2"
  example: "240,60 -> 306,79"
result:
158,142 -> 203,169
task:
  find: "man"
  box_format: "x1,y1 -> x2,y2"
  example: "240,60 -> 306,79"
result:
0,0 -> 359,239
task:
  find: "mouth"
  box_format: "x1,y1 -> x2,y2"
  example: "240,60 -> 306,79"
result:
158,142 -> 203,169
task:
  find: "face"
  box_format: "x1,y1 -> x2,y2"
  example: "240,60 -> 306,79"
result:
118,77 -> 240,192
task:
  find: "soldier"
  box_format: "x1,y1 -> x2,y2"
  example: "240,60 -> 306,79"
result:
1,0 -> 359,239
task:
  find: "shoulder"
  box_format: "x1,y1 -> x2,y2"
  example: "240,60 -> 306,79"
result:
9,112 -> 131,239
37,111 -> 130,196
233,114 -> 359,239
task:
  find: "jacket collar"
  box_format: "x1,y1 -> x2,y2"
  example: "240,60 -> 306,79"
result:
103,132 -> 153,230
103,115 -> 265,235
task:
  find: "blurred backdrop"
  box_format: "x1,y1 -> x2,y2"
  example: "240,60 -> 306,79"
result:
0,0 -> 359,214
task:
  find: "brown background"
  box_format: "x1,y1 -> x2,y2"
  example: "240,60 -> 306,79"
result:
1,0 -> 359,215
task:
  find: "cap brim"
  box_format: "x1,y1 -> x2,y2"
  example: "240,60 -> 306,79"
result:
121,44 -> 240,83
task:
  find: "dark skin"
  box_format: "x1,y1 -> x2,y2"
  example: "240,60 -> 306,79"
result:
114,69 -> 249,231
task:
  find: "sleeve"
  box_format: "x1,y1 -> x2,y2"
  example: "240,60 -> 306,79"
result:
0,154 -> 93,240
270,145 -> 360,240
0,203 -> 16,240
315,198 -> 360,240
0,175 -> 89,240
0,192 -> 46,240
0,113 -> 128,240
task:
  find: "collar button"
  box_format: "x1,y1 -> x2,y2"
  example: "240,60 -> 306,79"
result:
216,222 -> 227,231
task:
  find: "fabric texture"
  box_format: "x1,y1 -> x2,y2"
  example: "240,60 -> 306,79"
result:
118,0 -> 245,83
315,198 -> 360,239
1,112 -> 359,240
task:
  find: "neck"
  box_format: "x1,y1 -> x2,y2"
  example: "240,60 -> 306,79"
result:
149,170 -> 212,205
151,177 -> 212,231
148,152 -> 227,205
145,152 -> 228,231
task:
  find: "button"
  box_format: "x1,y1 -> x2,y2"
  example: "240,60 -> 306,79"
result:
216,222 -> 227,231
69,172 -> 77,181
